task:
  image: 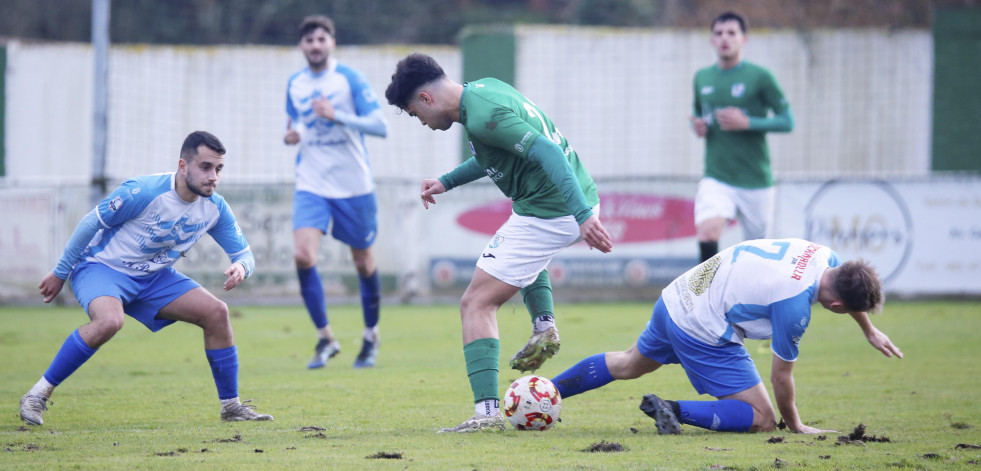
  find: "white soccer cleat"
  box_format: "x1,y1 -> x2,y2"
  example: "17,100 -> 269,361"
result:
438,413 -> 507,433
20,393 -> 52,426
221,399 -> 273,422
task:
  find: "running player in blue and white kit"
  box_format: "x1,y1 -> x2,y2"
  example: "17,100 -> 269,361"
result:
283,15 -> 388,370
552,238 -> 903,435
21,131 -> 272,425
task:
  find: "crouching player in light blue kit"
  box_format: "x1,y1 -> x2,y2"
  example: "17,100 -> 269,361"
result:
21,131 -> 273,425
552,238 -> 903,434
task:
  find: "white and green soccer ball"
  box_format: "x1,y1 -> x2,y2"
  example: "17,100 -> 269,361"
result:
503,375 -> 562,431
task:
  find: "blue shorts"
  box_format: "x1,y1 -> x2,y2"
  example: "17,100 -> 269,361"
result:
70,261 -> 201,332
292,190 -> 378,249
636,298 -> 762,397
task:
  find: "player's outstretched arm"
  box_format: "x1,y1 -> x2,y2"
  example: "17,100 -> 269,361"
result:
849,312 -> 903,359
770,356 -> 837,434
38,272 -> 66,303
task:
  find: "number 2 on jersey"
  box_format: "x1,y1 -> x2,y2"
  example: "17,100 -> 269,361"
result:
731,240 -> 790,264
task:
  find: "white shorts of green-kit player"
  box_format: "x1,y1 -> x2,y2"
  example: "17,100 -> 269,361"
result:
694,177 -> 774,240
476,205 -> 599,288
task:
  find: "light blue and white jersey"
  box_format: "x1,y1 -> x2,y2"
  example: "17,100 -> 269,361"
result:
286,58 -> 382,199
61,173 -> 252,277
661,238 -> 840,362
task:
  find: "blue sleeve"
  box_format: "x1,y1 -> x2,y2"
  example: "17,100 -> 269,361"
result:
207,198 -> 254,278
768,290 -> 813,362
285,76 -> 300,122
52,209 -> 104,279
338,65 -> 381,117
525,138 -> 594,224
331,109 -> 388,137
438,157 -> 485,191
96,179 -> 152,227
826,250 -> 841,268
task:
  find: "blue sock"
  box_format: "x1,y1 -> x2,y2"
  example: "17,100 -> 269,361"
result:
359,270 -> 381,329
551,353 -> 614,399
43,330 -> 97,386
297,267 -> 328,329
676,399 -> 754,432
206,346 -> 239,401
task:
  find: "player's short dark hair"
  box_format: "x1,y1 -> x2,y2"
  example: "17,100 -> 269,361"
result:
834,260 -> 884,313
180,131 -> 226,162
385,53 -> 447,111
298,15 -> 335,40
712,11 -> 747,33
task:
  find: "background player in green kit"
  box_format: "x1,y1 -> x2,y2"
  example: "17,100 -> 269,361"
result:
691,12 -> 794,263
385,53 -> 613,432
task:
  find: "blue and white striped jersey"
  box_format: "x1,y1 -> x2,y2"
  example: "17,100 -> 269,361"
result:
286,58 -> 382,199
661,238 -> 840,361
56,173 -> 252,278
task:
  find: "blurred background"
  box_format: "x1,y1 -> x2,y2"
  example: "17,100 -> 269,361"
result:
1,0 -> 979,304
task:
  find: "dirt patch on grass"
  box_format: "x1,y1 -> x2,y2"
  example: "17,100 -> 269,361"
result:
367,451 -> 404,459
209,433 -> 243,443
582,441 -> 625,453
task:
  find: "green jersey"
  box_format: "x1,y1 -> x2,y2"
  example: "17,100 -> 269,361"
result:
693,61 -> 790,188
447,78 -> 598,221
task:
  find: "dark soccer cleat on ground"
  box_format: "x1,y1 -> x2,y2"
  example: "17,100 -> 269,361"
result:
640,394 -> 681,435
307,338 -> 341,369
353,337 -> 378,368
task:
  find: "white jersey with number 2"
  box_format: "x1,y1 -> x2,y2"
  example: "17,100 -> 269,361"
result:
661,238 -> 840,362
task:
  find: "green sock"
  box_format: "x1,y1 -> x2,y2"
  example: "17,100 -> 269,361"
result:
463,338 -> 500,403
521,270 -> 554,324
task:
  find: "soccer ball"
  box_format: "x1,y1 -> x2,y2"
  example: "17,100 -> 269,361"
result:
503,375 -> 562,431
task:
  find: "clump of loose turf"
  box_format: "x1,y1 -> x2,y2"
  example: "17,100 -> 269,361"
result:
836,424 -> 891,445
582,441 -> 625,453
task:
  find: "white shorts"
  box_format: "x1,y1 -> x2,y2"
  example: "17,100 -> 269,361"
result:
476,207 -> 597,288
694,177 -> 775,240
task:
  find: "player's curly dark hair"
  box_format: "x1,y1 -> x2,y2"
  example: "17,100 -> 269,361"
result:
385,53 -> 446,111
834,260 -> 884,313
298,15 -> 334,40
180,131 -> 225,162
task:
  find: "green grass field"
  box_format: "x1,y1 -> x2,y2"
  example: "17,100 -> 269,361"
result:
2,300 -> 980,470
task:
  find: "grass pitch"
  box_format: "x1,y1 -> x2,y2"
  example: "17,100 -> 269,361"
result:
2,300 -> 980,470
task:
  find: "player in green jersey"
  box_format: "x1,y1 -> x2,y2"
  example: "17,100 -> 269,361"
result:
691,12 -> 794,263
385,53 -> 613,432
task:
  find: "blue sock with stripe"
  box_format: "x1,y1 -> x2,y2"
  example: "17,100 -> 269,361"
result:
297,267 -> 328,329
206,346 -> 239,401
676,399 -> 754,432
43,330 -> 97,386
551,353 -> 614,399
359,270 -> 381,328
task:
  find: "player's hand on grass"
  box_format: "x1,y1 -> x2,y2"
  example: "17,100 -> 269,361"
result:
580,214 -> 613,253
38,272 -> 66,303
223,263 -> 246,291
793,424 -> 838,435
715,107 -> 750,131
420,178 -> 445,209
866,326 -> 903,359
